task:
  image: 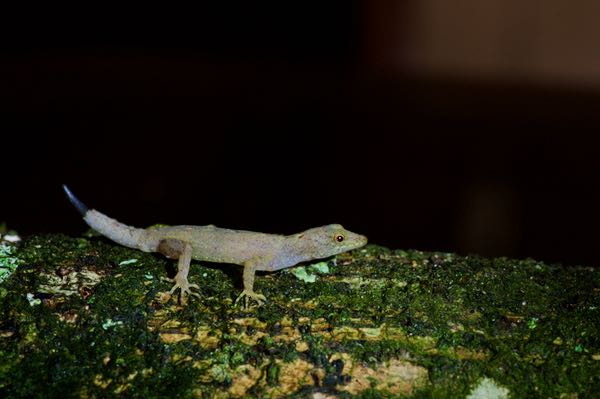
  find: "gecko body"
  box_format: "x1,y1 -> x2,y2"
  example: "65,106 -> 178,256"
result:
63,185 -> 367,307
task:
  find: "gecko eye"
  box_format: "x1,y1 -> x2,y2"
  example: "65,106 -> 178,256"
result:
335,234 -> 345,243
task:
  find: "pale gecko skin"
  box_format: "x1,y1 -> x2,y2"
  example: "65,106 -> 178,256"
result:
63,185 -> 368,308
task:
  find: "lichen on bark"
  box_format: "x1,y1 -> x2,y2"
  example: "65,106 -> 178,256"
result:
0,234 -> 599,397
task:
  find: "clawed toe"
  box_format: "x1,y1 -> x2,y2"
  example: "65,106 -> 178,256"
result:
166,276 -> 201,303
235,290 -> 266,309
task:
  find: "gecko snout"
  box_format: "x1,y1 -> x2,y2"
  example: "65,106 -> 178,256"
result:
354,233 -> 368,248
358,234 -> 368,246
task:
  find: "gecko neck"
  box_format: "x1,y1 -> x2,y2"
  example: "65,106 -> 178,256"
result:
280,235 -> 320,266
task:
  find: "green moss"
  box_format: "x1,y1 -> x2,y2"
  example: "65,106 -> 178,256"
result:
290,266 -> 317,283
1,236 -> 599,397
0,243 -> 21,283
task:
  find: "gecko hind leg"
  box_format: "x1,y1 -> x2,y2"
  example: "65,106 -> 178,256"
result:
158,239 -> 201,304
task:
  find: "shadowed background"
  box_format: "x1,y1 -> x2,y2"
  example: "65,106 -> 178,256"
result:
2,1 -> 600,266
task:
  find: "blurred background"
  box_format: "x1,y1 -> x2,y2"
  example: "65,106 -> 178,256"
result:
2,1 -> 600,266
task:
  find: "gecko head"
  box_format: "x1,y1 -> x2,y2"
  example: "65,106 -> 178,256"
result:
294,224 -> 368,260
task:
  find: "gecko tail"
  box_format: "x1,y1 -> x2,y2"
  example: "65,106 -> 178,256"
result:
62,185 -> 156,253
63,184 -> 89,215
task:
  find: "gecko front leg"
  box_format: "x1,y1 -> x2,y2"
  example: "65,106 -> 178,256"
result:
235,259 -> 266,309
158,238 -> 200,304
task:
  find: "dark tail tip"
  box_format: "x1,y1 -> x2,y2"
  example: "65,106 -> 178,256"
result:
62,185 -> 89,215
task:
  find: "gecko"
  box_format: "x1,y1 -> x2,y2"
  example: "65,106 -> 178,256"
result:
63,185 -> 368,308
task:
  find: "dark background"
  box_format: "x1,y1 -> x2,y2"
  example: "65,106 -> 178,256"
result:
2,3 -> 600,266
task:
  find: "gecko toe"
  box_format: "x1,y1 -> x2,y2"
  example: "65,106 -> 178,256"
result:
235,290 -> 266,309
165,277 -> 202,304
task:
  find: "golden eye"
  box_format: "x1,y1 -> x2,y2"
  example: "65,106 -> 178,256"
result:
335,234 -> 345,243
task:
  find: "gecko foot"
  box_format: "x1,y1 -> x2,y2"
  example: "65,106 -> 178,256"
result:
161,276 -> 201,304
234,290 -> 266,310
